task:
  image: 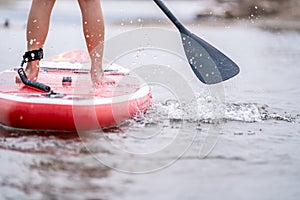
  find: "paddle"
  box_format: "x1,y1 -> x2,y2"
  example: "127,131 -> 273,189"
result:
153,0 -> 240,84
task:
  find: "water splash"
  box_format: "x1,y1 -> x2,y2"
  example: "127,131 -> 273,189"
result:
129,96 -> 298,126
259,106 -> 298,123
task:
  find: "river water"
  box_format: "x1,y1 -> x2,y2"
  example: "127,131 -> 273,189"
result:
0,1 -> 300,200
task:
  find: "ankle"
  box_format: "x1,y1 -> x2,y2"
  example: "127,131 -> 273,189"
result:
21,48 -> 43,67
26,60 -> 40,69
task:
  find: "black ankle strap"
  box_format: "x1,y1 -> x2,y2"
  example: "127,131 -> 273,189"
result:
18,48 -> 51,93
21,48 -> 44,67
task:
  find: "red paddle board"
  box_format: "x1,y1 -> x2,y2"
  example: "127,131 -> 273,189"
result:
0,50 -> 152,132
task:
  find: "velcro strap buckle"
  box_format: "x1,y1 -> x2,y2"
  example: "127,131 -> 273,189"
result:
22,48 -> 44,64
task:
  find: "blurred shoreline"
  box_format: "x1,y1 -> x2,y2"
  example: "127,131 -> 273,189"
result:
1,0 -> 300,31
194,0 -> 300,31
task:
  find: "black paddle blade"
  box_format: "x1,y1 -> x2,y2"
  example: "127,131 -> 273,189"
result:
181,29 -> 240,84
153,0 -> 240,84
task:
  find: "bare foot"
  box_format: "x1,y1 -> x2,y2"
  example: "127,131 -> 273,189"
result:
90,67 -> 115,87
16,61 -> 40,83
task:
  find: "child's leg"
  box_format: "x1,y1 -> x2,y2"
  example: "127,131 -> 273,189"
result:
17,0 -> 55,82
78,0 -> 106,85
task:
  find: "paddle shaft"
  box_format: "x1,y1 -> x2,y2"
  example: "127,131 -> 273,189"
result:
153,0 -> 184,31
